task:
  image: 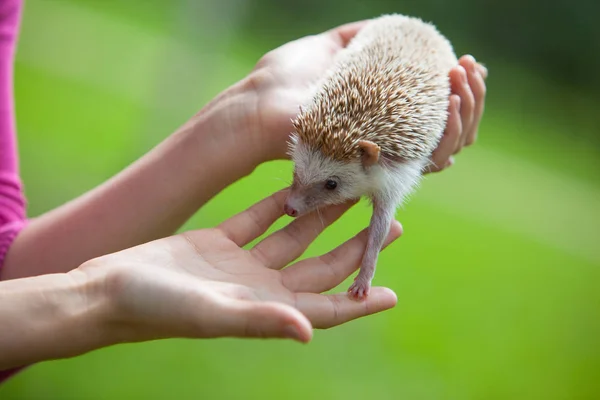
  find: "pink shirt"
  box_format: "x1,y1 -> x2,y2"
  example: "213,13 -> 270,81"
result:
0,0 -> 28,383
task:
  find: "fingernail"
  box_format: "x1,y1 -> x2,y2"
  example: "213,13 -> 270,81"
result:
445,157 -> 455,168
283,324 -> 302,342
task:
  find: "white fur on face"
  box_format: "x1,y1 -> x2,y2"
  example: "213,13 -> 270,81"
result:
291,138 -> 373,201
288,137 -> 429,213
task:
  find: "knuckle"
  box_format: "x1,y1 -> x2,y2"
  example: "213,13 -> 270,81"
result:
284,222 -> 305,247
212,226 -> 228,239
254,50 -> 275,70
328,296 -> 342,326
319,250 -> 339,267
323,256 -> 343,285
246,207 -> 264,234
246,67 -> 273,92
251,245 -> 271,267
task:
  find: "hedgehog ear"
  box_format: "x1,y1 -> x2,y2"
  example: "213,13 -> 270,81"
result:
358,140 -> 380,168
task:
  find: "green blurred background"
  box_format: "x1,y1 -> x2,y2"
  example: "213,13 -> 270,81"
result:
2,0 -> 599,399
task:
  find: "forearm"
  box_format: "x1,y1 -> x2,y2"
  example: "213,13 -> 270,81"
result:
1,79 -> 264,280
0,269 -> 113,370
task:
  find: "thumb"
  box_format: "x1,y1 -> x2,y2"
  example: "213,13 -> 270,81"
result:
228,300 -> 313,343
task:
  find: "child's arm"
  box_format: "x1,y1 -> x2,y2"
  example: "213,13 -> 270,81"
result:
0,190 -> 402,370
1,21 -> 487,280
1,84 -> 264,279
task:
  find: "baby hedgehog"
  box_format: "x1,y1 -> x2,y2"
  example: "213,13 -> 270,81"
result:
284,14 -> 458,300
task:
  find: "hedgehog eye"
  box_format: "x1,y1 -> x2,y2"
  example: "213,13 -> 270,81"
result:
324,179 -> 338,190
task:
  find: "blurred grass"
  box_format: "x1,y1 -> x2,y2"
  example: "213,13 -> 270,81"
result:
2,0 -> 599,399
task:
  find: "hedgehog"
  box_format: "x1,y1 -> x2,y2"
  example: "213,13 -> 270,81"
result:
283,14 -> 458,300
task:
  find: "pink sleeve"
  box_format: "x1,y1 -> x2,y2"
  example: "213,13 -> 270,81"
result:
0,0 -> 28,384
0,0 -> 26,268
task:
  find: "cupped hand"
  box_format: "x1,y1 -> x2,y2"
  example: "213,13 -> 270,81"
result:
243,22 -> 488,167
245,21 -> 370,159
425,55 -> 488,173
78,190 -> 402,344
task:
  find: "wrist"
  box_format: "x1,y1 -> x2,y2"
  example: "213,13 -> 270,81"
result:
65,266 -> 123,351
0,269 -> 118,369
230,73 -> 282,164
60,261 -> 126,356
183,75 -> 278,171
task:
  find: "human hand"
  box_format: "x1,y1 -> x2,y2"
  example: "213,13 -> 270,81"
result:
195,23 -> 487,178
237,24 -> 488,166
77,190 -> 402,344
240,21 -> 370,161
424,55 -> 488,173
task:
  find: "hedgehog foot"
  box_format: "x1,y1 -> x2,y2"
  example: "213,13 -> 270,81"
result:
348,278 -> 371,301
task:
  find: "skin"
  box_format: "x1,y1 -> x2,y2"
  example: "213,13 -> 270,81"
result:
283,52 -> 488,299
2,22 -> 484,281
0,190 -> 403,369
0,21 -> 375,280
0,20 -> 486,368
354,56 -> 487,298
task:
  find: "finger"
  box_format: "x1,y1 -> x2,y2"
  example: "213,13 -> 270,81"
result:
221,300 -> 313,343
325,20 -> 369,47
458,55 -> 483,145
449,65 -> 475,153
295,287 -> 398,329
477,63 -> 488,79
464,62 -> 487,146
424,94 -> 462,174
283,220 -> 402,293
251,201 -> 356,269
218,189 -> 288,247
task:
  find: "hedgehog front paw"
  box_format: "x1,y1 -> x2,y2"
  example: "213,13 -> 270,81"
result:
348,278 -> 372,301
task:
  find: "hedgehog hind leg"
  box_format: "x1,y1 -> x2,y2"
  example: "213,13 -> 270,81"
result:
347,194 -> 398,301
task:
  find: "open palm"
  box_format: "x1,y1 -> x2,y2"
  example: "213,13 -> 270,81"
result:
83,189 -> 401,343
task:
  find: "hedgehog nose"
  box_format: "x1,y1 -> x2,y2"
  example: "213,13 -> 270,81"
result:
284,203 -> 298,217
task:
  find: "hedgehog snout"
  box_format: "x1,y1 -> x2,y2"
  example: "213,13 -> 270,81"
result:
284,191 -> 312,218
283,203 -> 298,217
284,194 -> 305,218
